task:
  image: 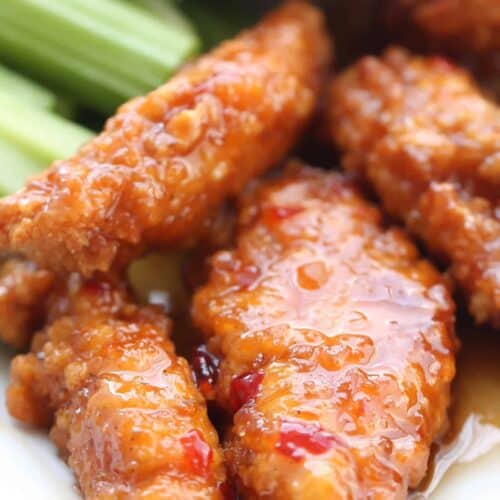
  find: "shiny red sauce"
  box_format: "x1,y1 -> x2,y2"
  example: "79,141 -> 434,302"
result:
230,372 -> 264,413
181,429 -> 213,477
264,205 -> 303,225
82,279 -> 111,295
219,481 -> 237,500
192,345 -> 220,400
276,421 -> 337,461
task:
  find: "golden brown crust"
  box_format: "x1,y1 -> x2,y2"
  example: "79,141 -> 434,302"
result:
328,47 -> 500,326
192,164 -> 457,499
411,184 -> 500,325
7,276 -> 226,499
0,258 -> 54,349
0,1 -> 331,276
405,0 -> 500,52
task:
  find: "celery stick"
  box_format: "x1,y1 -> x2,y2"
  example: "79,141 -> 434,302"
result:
0,63 -> 56,110
69,0 -> 199,54
0,138 -> 45,195
0,0 -> 200,113
0,1 -> 169,90
130,0 -> 196,34
0,93 -> 94,165
0,21 -> 141,113
23,0 -> 197,76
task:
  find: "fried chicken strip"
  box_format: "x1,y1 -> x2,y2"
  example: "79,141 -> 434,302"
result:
192,163 -> 457,499
328,47 -> 500,326
404,0 -> 500,52
0,1 -> 330,277
0,257 -> 54,349
7,275 -> 226,499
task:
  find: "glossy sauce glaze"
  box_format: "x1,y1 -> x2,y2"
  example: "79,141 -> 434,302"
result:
131,269 -> 500,497
7,276 -> 226,499
328,47 -> 500,327
192,163 -> 457,499
0,1 -> 331,277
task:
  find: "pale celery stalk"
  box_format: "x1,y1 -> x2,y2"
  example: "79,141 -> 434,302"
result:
0,0 -> 200,113
0,137 -> 45,195
0,63 -> 57,110
0,93 -> 95,167
130,0 -> 196,34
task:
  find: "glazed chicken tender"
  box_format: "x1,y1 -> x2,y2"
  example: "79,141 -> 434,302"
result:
192,164 -> 457,499
0,1 -> 330,277
7,276 -> 226,499
0,258 -> 53,349
403,0 -> 500,52
328,47 -> 500,327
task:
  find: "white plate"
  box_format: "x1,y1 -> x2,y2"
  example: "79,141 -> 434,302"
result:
0,349 -> 78,500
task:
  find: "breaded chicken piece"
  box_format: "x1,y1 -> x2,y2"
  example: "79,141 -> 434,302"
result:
404,0 -> 500,52
328,47 -> 500,326
0,258 -> 53,349
0,1 -> 331,277
192,164 -> 457,499
7,276 -> 226,499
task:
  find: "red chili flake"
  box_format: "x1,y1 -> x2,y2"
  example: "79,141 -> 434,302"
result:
181,429 -> 213,477
229,371 -> 264,413
275,421 -> 337,461
264,205 -> 303,225
218,481 -> 237,500
192,345 -> 220,400
83,279 -> 110,295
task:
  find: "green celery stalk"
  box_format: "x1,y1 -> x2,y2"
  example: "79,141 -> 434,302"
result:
69,0 -> 198,52
0,20 -> 140,113
0,0 -> 200,113
1,0 -> 186,89
0,93 -> 94,166
0,63 -> 57,110
0,137 -> 46,195
130,0 -> 195,34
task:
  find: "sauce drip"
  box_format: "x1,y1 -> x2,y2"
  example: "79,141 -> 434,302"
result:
230,372 -> 264,412
181,429 -> 213,477
264,205 -> 304,225
219,481 -> 237,500
275,420 -> 337,461
82,279 -> 111,295
192,345 -> 220,400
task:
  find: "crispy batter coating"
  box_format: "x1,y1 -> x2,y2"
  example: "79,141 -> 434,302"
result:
0,1 -> 331,277
328,47 -> 500,326
404,0 -> 500,52
0,258 -> 54,349
192,164 -> 457,499
7,276 -> 226,499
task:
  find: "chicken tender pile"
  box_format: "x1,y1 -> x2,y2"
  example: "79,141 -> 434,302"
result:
0,2 -> 471,498
404,0 -> 500,52
0,1 -> 330,277
7,275 -> 226,499
328,47 -> 500,326
193,164 -> 457,499
1,4 -> 335,498
0,258 -> 53,349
